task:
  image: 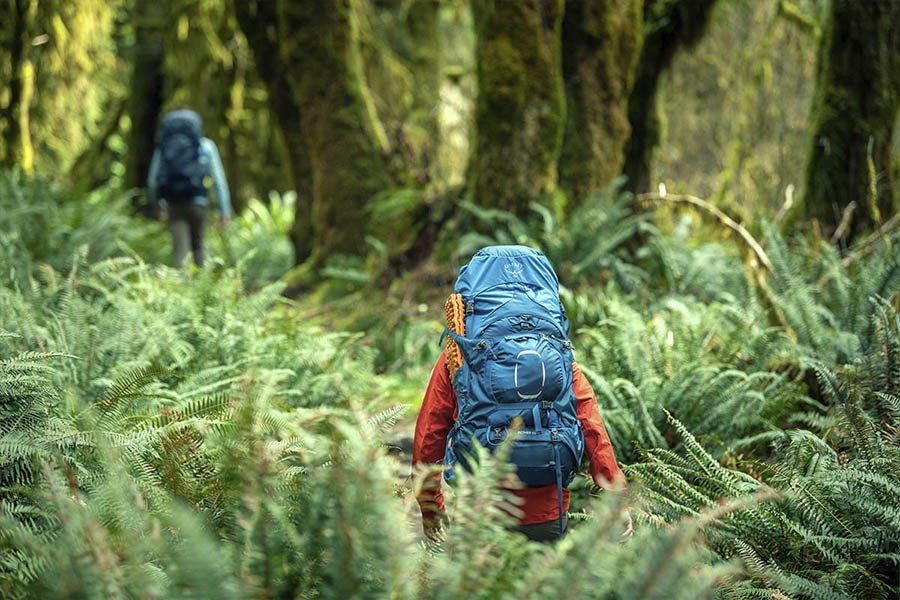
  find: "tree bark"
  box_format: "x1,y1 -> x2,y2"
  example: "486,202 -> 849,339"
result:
803,0 -> 900,243
235,0 -> 315,264
278,0 -> 391,265
124,0 -> 166,207
471,0 -> 566,218
559,0 -> 642,206
2,0 -> 37,174
405,0 -> 441,184
622,0 -> 718,194
68,96 -> 126,190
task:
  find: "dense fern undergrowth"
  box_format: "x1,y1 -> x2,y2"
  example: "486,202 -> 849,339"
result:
1,170 -> 898,598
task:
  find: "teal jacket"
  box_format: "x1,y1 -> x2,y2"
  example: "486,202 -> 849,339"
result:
146,137 -> 233,218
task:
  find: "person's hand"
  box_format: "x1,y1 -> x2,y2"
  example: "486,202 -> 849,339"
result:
621,509 -> 634,541
423,518 -> 444,542
158,206 -> 168,222
220,213 -> 232,227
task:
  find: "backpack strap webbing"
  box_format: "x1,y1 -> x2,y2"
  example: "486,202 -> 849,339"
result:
444,293 -> 465,382
552,440 -> 565,535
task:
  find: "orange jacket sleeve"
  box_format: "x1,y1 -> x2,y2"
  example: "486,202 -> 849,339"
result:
412,353 -> 456,521
573,362 -> 626,488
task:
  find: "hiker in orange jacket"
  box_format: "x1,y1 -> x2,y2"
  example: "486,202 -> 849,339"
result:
413,350 -> 632,542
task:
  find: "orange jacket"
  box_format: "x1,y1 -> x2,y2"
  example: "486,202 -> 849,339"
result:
413,351 -> 625,525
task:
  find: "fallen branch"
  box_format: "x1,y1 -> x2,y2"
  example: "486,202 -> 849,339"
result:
830,201 -> 856,243
637,192 -> 775,272
815,211 -> 900,288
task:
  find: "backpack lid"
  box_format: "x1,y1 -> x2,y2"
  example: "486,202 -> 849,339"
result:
454,245 -> 559,297
158,109 -> 203,141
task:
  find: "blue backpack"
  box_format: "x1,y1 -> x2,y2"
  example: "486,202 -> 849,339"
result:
444,245 -> 584,523
155,110 -> 208,202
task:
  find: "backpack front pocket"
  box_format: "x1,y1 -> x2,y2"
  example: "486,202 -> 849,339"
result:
486,335 -> 567,404
510,432 -> 579,487
474,422 -> 581,488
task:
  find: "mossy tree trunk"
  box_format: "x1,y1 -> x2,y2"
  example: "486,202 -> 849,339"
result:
559,0 -> 642,206
2,0 -> 37,174
234,0 -> 314,264
279,0 -> 391,265
406,0 -> 441,185
803,0 -> 899,242
125,0 -> 166,208
622,0 -> 718,194
471,0 -> 565,217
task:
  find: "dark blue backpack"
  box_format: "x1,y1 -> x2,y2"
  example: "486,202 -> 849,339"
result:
444,245 -> 584,523
155,110 -> 208,202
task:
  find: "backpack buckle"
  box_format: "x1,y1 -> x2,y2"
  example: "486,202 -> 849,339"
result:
466,301 -> 474,316
550,430 -> 560,442
540,400 -> 553,410
490,426 -> 507,444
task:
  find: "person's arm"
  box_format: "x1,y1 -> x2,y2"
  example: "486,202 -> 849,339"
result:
574,361 -> 633,538
573,362 -> 626,489
201,138 -> 233,219
412,352 -> 457,528
146,148 -> 161,209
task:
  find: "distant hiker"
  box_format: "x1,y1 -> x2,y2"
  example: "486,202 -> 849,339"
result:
413,246 -> 631,543
147,109 -> 232,268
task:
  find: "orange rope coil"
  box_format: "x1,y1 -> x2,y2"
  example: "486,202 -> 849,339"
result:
444,293 -> 465,381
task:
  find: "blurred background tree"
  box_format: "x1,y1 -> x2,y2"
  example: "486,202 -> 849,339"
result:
559,0 -> 642,206
803,0 -> 899,243
622,0 -> 719,195
470,0 -> 565,218
125,0 -> 165,202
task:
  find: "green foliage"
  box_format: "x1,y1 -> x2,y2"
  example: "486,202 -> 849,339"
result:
210,191 -> 296,288
762,224 -> 900,363
457,183 -> 651,290
0,170 -> 165,276
574,292 -> 805,463
2,171 -> 899,599
630,303 -> 900,598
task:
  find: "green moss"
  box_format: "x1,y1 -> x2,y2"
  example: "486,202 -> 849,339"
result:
278,0 -> 391,264
471,0 -> 565,217
559,0 -> 642,206
405,0 -> 441,182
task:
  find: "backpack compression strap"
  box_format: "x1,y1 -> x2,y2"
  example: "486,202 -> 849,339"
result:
552,438 -> 565,534
444,293 -> 465,382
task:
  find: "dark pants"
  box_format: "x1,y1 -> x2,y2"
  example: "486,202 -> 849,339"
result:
516,515 -> 568,543
168,203 -> 207,267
